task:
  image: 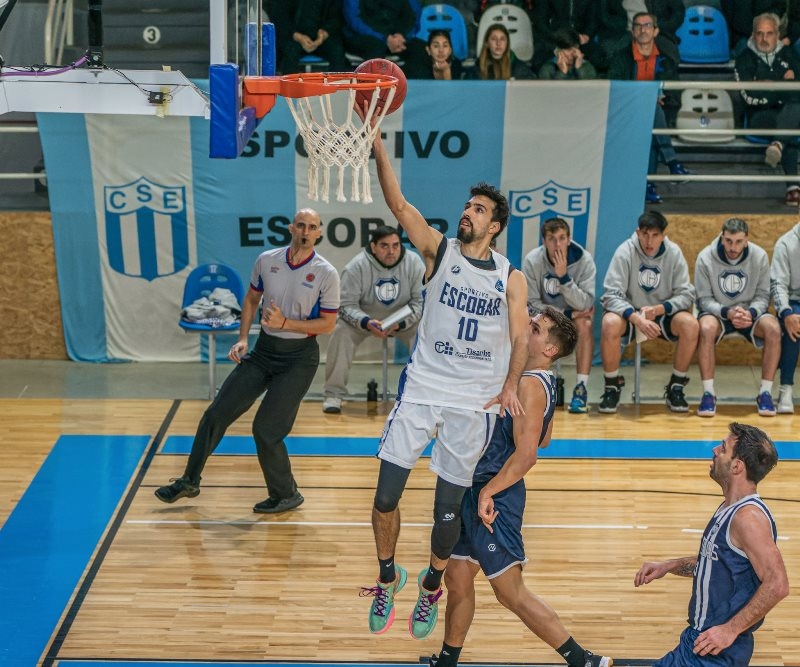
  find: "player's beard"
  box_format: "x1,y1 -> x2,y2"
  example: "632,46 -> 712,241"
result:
457,227 -> 474,243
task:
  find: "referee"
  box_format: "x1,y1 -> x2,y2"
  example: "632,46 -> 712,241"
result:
155,208 -> 340,513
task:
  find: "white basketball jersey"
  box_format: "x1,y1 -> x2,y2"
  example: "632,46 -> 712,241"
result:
399,238 -> 512,412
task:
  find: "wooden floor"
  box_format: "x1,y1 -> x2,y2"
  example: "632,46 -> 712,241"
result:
1,398 -> 799,666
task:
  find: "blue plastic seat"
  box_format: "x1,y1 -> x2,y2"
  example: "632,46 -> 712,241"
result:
676,5 -> 730,64
180,263 -> 245,398
298,55 -> 330,72
416,3 -> 470,61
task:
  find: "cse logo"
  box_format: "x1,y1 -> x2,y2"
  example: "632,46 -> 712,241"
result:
435,341 -> 454,355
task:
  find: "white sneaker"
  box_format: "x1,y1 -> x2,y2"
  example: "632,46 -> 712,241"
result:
766,141 -> 783,168
322,397 -> 342,414
777,385 -> 794,414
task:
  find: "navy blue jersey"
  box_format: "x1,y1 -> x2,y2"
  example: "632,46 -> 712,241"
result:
688,494 -> 777,633
473,369 -> 556,482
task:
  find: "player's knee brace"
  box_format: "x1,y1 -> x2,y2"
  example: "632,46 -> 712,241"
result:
430,501 -> 462,560
373,461 -> 410,513
373,488 -> 401,514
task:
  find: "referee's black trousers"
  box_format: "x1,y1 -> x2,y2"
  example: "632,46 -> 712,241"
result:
184,331 -> 320,499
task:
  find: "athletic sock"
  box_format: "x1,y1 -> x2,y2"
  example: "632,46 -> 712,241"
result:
702,379 -> 715,395
760,379 -> 774,395
556,637 -> 586,667
378,557 -> 396,584
576,374 -> 589,386
433,643 -> 462,667
422,564 -> 445,591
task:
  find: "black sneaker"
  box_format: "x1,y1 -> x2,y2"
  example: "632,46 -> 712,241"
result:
154,476 -> 200,503
664,375 -> 689,412
584,652 -> 613,667
253,490 -> 304,514
598,376 -> 625,413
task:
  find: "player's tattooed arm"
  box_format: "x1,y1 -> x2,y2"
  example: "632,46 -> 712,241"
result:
668,557 -> 698,578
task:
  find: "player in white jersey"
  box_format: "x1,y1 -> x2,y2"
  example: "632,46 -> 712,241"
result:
635,423 -> 788,667
155,209 -> 340,513
358,108 -> 530,640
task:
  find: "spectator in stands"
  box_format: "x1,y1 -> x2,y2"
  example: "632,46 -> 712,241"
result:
343,0 -> 428,78
735,12 -> 800,207
533,0 -> 603,72
694,218 -> 781,418
522,217 -> 597,413
599,210 -> 698,414
538,27 -> 598,79
607,11 -> 691,205
415,29 -> 464,80
728,1 -> 787,56
322,225 -> 424,414
473,23 -> 536,80
267,0 -> 348,74
770,220 -> 800,414
596,0 -> 684,67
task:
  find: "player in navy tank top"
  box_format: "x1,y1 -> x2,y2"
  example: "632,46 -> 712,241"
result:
434,307 -> 613,667
635,423 -> 788,666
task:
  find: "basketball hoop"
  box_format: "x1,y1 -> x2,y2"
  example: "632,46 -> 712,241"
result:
242,72 -> 398,203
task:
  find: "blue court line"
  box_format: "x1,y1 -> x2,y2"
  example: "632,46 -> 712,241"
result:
161,435 -> 800,460
0,435 -> 150,666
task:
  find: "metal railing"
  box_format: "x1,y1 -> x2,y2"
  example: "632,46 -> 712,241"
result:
650,79 -> 800,183
0,123 -> 42,181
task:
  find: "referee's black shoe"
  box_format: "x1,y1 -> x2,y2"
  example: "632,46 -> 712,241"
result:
253,491 -> 304,514
155,476 -> 200,503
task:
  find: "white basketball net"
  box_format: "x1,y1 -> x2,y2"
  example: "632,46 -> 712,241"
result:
284,83 -> 396,204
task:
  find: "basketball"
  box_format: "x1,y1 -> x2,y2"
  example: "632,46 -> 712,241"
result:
354,58 -> 407,115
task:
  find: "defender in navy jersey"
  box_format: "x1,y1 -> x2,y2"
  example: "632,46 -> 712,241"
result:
360,110 -> 530,640
432,307 -> 611,667
155,209 -> 339,513
635,423 -> 788,667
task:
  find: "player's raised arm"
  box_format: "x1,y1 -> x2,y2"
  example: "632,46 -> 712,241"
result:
371,129 -> 442,268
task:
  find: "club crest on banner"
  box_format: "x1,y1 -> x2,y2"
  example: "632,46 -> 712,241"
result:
104,177 -> 188,281
509,181 -> 591,248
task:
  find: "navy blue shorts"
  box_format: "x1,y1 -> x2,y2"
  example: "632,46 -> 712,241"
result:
655,626 -> 754,667
451,478 -> 527,578
697,312 -> 775,349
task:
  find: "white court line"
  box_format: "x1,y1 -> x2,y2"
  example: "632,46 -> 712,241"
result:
127,519 -> 648,529
683,528 -> 789,540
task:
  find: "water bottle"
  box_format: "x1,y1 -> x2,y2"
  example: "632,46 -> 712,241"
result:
367,379 -> 378,402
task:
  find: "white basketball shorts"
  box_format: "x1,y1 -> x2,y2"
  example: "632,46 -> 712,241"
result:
377,401 -> 497,487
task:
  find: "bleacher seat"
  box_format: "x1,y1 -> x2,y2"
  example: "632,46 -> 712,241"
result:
676,5 -> 730,64
476,3 -> 534,62
416,3 -> 470,61
676,88 -> 735,143
298,55 -> 330,72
